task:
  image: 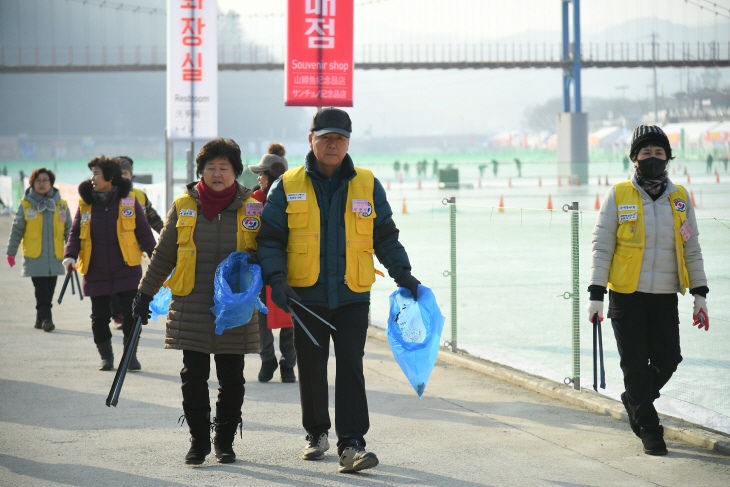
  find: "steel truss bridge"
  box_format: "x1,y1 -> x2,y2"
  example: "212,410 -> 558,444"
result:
2,41 -> 729,73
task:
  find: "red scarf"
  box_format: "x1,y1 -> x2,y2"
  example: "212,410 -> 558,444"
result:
197,180 -> 237,221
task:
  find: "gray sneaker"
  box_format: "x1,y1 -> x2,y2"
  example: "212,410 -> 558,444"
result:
302,433 -> 329,460
338,441 -> 379,473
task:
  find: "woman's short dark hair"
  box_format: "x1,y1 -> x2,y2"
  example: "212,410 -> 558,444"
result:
87,155 -> 123,187
29,168 -> 55,187
196,138 -> 243,178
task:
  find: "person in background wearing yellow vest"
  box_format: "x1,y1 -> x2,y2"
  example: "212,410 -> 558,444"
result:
587,125 -> 708,456
248,143 -> 296,383
62,156 -> 156,371
131,138 -> 261,466
256,108 -> 420,474
6,168 -> 72,332
106,155 -> 164,329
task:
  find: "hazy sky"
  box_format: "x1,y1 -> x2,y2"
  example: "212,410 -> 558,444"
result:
214,0 -> 730,136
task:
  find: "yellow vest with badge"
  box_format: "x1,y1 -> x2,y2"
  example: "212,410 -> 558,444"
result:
132,187 -> 148,215
20,198 -> 69,260
608,180 -> 691,295
164,193 -> 261,296
281,165 -> 378,293
77,192 -> 141,275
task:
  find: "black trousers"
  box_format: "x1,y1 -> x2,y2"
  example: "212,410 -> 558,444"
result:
293,301 -> 370,453
608,291 -> 683,427
181,350 -> 246,420
89,289 -> 136,344
259,323 -> 296,368
31,276 -> 58,321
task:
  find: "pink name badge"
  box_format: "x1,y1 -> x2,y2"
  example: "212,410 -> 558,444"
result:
246,202 -> 263,216
121,197 -> 135,207
59,214 -> 67,223
680,221 -> 693,242
352,199 -> 369,213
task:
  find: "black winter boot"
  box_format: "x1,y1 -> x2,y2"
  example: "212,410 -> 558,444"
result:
640,425 -> 668,455
41,319 -> 55,332
180,412 -> 212,465
213,416 -> 242,463
123,336 -> 141,371
96,339 -> 114,371
34,318 -> 42,329
258,359 -> 278,382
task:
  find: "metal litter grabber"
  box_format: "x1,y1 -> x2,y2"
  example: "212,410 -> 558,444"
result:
106,316 -> 143,407
593,315 -> 606,392
56,264 -> 74,305
288,304 -> 320,347
289,299 -> 336,331
74,269 -> 83,300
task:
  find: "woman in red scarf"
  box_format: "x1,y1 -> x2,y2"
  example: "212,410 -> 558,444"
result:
132,138 -> 261,465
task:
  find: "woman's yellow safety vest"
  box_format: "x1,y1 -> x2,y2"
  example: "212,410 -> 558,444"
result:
608,180 -> 690,295
77,192 -> 141,275
164,193 -> 260,296
132,187 -> 148,215
281,166 -> 377,293
20,198 -> 68,260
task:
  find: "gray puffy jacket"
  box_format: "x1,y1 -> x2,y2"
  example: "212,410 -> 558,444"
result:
590,177 -> 707,294
6,187 -> 72,278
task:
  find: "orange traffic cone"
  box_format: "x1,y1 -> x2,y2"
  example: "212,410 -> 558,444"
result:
478,177 -> 481,188
595,193 -> 600,210
418,178 -> 422,189
672,167 -> 676,175
690,190 -> 697,208
538,176 -> 542,187
387,179 -> 391,190
547,194 -> 553,210
508,177 -> 512,187
687,173 -> 691,184
576,176 -> 581,187
558,176 -> 562,186
568,176 -> 572,185
498,195 -> 505,212
598,176 -> 602,185
717,172 -> 720,183
402,197 -> 408,214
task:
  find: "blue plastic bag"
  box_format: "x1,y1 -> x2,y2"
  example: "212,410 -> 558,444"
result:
386,284 -> 445,398
149,285 -> 171,323
211,251 -> 268,335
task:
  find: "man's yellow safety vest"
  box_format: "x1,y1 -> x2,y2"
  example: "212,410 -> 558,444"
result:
77,192 -> 141,275
281,166 -> 378,293
132,187 -> 148,215
608,180 -> 690,295
20,198 -> 68,260
164,193 -> 261,296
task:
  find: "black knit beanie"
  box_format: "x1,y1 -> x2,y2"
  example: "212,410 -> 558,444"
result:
629,125 -> 672,161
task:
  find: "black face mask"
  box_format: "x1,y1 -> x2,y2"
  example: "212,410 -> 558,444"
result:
636,157 -> 667,179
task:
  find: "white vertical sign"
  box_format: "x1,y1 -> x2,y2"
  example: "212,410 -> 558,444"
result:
167,0 -> 218,141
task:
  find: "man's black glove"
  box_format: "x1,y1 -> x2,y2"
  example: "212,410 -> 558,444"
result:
269,274 -> 301,313
395,271 -> 421,300
248,251 -> 259,265
132,292 -> 153,325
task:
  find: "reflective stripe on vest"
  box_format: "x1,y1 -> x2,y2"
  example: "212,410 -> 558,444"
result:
281,166 -> 377,292
77,192 -> 141,275
20,198 -> 68,260
164,194 -> 260,296
607,181 -> 690,295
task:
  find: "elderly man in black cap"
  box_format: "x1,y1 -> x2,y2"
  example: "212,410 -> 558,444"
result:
256,108 -> 419,473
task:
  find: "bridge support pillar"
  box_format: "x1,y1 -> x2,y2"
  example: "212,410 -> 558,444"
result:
556,112 -> 588,185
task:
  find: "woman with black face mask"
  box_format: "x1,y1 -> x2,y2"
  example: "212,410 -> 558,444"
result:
586,125 -> 709,456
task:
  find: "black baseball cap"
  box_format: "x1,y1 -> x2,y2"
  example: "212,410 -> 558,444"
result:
310,107 -> 352,138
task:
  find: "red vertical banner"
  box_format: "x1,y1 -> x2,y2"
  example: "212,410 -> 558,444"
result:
286,0 -> 353,107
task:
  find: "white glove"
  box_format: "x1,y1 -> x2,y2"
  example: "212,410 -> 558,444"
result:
586,300 -> 604,323
62,257 -> 77,271
692,296 -> 709,331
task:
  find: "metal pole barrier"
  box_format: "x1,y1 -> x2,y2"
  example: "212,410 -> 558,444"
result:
570,201 -> 580,389
442,196 -> 458,352
186,144 -> 195,184
165,129 -> 173,212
